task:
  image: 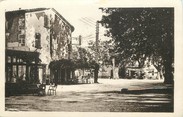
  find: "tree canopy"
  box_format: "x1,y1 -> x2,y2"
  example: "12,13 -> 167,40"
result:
88,40 -> 112,65
71,47 -> 99,69
100,8 -> 174,84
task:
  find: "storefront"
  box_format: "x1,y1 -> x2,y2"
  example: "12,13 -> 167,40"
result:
49,59 -> 75,84
5,49 -> 46,96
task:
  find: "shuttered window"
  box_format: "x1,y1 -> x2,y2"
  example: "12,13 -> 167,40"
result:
35,33 -> 41,49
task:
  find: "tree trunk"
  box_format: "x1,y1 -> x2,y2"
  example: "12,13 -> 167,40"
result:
120,67 -> 126,78
94,69 -> 98,83
162,33 -> 174,85
153,64 -> 164,80
163,61 -> 174,84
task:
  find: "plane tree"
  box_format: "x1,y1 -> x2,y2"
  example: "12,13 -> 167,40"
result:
100,8 -> 174,84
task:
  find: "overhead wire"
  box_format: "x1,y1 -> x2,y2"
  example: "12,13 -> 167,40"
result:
78,17 -> 109,41
79,19 -> 95,27
81,17 -> 96,25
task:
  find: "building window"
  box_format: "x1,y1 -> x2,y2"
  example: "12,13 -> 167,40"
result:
18,16 -> 25,46
7,56 -> 11,63
152,70 -> 154,76
35,33 -> 41,49
44,14 -> 49,28
12,65 -> 17,83
18,34 -> 25,46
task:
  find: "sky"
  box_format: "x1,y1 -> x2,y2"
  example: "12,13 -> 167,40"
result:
1,0 -> 111,46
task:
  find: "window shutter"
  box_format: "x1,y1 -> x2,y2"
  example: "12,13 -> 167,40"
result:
35,33 -> 41,49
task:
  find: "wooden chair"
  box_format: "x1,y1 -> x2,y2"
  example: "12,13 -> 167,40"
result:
47,83 -> 57,95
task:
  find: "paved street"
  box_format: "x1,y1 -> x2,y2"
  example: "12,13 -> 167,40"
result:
5,79 -> 173,112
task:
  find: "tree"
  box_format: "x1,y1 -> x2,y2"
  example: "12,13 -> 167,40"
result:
100,8 -> 174,84
88,40 -> 112,65
72,46 -> 99,83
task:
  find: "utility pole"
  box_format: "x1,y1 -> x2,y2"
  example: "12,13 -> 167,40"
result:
112,57 -> 115,79
95,21 -> 99,63
94,21 -> 99,83
79,35 -> 82,46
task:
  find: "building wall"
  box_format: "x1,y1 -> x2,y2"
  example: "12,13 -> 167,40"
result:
6,11 -> 27,50
6,8 -> 74,84
98,65 -> 112,78
49,9 -> 72,60
6,9 -> 73,65
25,10 -> 51,64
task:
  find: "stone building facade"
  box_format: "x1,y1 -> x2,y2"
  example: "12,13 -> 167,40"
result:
5,8 -> 74,84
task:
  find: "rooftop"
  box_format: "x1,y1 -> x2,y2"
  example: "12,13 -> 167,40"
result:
6,8 -> 74,32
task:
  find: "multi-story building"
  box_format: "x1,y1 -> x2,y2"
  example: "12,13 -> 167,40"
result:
5,8 -> 74,85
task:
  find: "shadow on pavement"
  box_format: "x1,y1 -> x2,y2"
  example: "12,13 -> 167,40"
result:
100,88 -> 173,94
121,88 -> 173,94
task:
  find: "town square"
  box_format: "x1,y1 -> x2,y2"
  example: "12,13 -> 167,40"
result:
1,0 -> 183,115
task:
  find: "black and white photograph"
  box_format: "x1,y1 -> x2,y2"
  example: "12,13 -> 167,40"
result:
0,0 -> 183,116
